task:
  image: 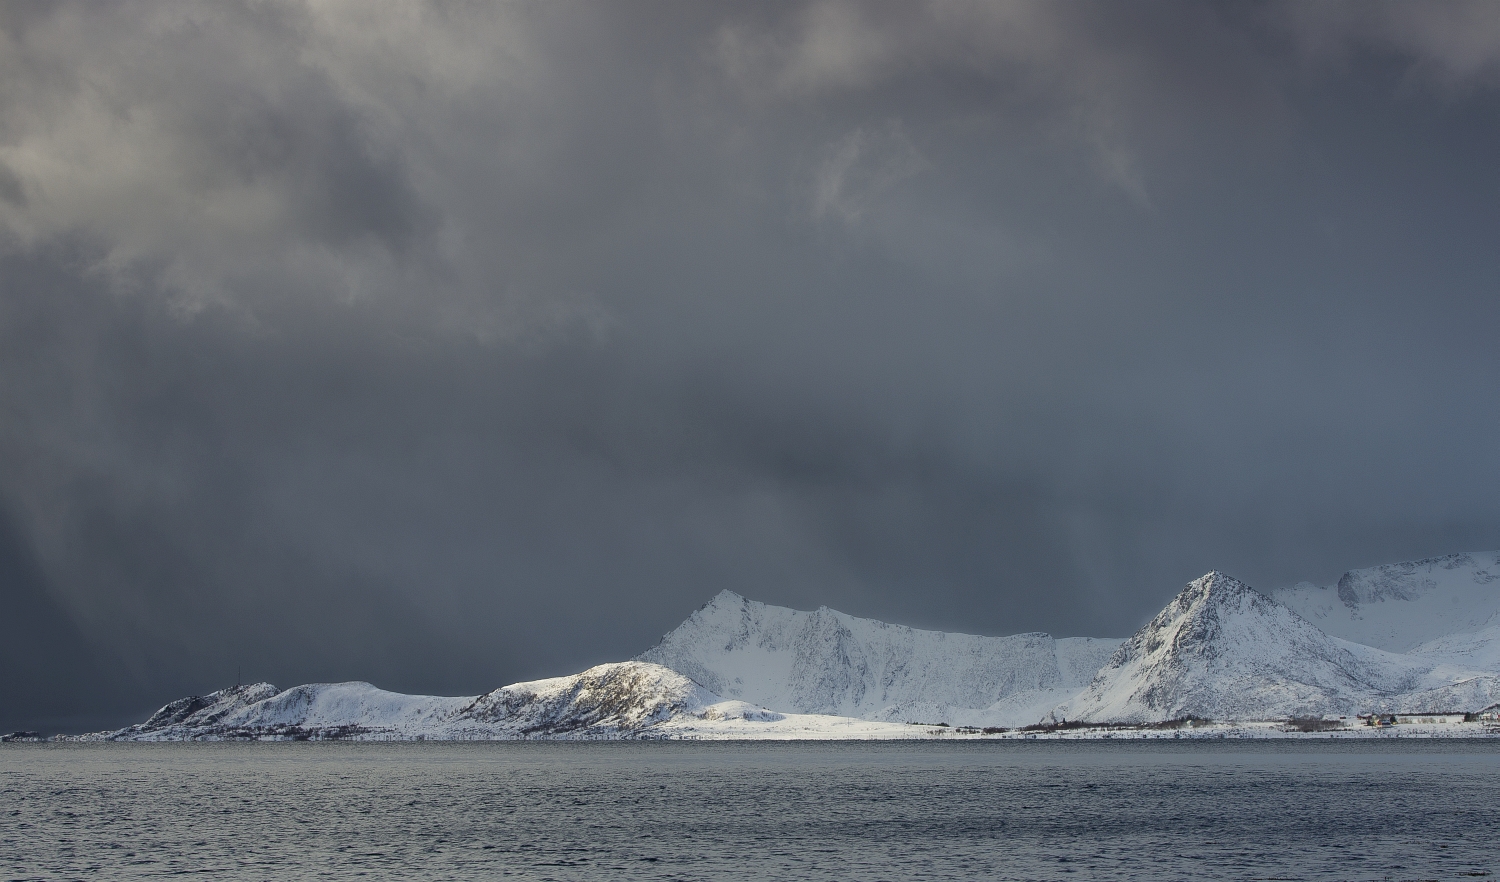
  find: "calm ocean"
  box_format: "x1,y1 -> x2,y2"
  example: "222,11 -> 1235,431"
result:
3,740 -> 1497,880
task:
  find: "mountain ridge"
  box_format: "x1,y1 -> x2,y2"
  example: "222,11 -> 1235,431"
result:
635,589 -> 1120,727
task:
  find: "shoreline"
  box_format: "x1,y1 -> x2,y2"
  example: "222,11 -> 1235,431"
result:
12,719 -> 1500,743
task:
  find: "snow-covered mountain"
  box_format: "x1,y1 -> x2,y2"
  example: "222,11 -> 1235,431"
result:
1054,572 -> 1500,723
1271,552 -> 1500,652
81,662 -> 930,741
636,590 -> 1120,727
62,552 -> 1500,739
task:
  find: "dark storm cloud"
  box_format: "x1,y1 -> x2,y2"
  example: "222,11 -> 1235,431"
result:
1,1 -> 1498,731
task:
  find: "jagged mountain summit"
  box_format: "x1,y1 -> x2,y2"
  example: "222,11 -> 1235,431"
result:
1271,552 -> 1500,652
77,662 -> 928,742
636,590 -> 1120,727
1054,572 -> 1500,724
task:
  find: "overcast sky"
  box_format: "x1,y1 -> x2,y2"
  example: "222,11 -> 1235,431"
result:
2,1 -> 1498,732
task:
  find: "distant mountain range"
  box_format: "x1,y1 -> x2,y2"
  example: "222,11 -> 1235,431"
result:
50,551 -> 1500,740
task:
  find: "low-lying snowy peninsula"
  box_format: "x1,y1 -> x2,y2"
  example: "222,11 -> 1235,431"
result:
28,552 -> 1500,742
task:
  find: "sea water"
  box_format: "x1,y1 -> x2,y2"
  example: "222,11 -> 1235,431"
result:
3,740 -> 1497,880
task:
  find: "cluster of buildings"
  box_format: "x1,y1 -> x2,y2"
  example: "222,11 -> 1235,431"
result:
1355,709 -> 1498,728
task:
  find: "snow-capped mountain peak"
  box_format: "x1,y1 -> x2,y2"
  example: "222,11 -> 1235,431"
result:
1056,571 -> 1500,723
1135,571 -> 1260,656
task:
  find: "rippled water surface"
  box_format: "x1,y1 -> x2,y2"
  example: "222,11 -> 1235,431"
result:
4,740 -> 1499,880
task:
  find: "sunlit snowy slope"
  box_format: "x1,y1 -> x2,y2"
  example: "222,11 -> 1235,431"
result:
1054,572 -> 1500,723
635,590 -> 1120,727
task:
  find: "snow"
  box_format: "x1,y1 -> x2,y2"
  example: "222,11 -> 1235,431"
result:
635,590 -> 1121,727
107,683 -> 282,739
450,661 -> 723,737
1408,622 -> 1500,670
1270,552 -> 1500,652
654,709 -> 942,740
223,682 -> 471,734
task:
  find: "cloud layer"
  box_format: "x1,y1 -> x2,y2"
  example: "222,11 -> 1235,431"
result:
2,1 -> 1498,731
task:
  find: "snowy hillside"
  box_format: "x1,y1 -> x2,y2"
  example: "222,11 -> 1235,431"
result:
1271,552 -> 1500,652
107,682 -> 283,739
81,662 -> 929,741
1055,572 -> 1500,723
451,662 -> 722,737
212,682 -> 474,735
636,590 -> 1120,727
1408,623 -> 1500,672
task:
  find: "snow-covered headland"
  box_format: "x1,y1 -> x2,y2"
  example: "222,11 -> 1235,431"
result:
24,552 -> 1500,742
54,663 -> 933,742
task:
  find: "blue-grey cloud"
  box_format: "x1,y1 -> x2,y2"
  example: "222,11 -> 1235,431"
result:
1,1 -> 1497,731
